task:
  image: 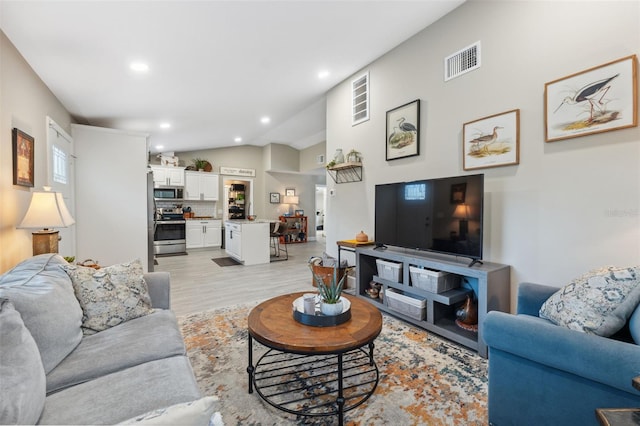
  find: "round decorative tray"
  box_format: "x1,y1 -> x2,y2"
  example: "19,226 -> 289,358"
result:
292,296 -> 351,327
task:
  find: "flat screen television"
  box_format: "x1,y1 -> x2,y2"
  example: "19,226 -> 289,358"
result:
375,174 -> 484,265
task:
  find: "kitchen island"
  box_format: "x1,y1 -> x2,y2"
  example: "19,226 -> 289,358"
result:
224,220 -> 271,265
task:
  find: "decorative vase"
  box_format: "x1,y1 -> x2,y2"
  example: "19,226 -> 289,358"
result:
456,295 -> 478,325
334,149 -> 345,164
320,299 -> 343,316
356,230 -> 368,242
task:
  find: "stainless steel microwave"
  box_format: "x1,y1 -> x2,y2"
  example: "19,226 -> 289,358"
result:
154,187 -> 183,200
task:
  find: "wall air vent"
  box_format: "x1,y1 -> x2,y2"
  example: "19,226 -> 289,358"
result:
352,71 -> 370,126
444,41 -> 481,81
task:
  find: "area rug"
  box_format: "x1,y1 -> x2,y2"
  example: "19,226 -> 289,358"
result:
212,257 -> 242,267
178,303 -> 487,425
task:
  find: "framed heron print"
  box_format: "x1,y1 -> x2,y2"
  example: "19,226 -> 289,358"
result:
545,55 -> 637,142
463,109 -> 520,171
386,99 -> 420,161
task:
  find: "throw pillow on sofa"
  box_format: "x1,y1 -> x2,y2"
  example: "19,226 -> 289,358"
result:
117,396 -> 223,425
62,259 -> 154,335
0,253 -> 83,373
540,265 -> 640,336
0,298 -> 46,425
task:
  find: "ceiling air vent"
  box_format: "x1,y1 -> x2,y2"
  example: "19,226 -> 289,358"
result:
352,71 -> 370,126
444,41 -> 481,81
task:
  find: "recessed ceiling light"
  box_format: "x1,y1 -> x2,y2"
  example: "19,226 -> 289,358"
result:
130,62 -> 149,73
160,122 -> 171,129
318,70 -> 330,79
261,116 -> 271,124
155,145 -> 164,150
234,137 -> 242,143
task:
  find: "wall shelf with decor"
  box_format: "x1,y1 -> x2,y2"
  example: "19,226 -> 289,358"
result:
327,162 -> 362,184
278,216 -> 307,244
355,246 -> 510,358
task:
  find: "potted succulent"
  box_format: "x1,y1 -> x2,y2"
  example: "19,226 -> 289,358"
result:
192,158 -> 208,171
346,149 -> 362,163
309,264 -> 348,316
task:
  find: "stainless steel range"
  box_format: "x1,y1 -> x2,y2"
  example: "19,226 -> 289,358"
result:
154,208 -> 187,256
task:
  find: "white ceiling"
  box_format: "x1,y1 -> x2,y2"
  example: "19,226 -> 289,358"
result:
0,0 -> 464,154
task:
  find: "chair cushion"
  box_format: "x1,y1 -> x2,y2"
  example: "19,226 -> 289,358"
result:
0,254 -> 83,373
62,259 -> 154,335
540,266 -> 640,336
0,299 -> 46,425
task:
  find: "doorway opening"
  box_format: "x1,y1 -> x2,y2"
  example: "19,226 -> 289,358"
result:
315,185 -> 327,241
223,178 -> 253,221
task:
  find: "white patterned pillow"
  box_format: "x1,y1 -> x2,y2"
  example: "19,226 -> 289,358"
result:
61,259 -> 154,335
539,266 -> 640,336
117,396 -> 223,425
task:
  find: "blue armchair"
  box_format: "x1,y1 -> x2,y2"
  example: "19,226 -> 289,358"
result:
483,282 -> 640,426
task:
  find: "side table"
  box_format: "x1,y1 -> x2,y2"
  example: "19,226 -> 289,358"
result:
247,292 -> 382,425
336,239 -> 375,266
595,377 -> 640,426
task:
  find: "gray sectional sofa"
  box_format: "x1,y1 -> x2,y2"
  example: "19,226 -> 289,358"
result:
0,254 -> 205,425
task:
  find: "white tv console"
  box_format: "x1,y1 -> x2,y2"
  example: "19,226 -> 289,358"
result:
355,246 -> 510,358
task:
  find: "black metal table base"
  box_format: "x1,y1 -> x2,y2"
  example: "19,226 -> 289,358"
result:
247,337 -> 379,425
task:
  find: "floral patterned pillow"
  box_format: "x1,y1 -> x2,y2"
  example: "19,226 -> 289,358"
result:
62,259 -> 154,335
539,266 -> 640,336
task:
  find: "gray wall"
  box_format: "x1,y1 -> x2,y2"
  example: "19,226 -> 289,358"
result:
325,1 -> 640,307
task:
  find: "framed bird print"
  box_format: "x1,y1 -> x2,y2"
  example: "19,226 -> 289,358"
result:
463,109 -> 520,171
386,99 -> 420,161
544,55 -> 637,142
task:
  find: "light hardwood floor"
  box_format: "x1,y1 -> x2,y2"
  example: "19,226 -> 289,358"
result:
155,239 -> 330,316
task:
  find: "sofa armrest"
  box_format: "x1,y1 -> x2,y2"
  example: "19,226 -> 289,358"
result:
516,282 -> 559,315
143,271 -> 171,309
484,311 -> 640,395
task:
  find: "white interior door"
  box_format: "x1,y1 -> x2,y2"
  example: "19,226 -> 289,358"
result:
46,117 -> 76,258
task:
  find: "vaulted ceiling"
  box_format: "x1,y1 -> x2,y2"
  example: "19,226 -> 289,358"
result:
1,1 -> 464,154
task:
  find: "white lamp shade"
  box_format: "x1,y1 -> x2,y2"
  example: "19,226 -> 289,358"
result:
18,190 -> 75,229
283,195 -> 299,204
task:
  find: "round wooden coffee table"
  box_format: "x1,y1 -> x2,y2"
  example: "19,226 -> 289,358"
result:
247,292 -> 382,425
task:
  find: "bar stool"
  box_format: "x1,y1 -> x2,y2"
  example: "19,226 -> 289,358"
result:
270,221 -> 288,261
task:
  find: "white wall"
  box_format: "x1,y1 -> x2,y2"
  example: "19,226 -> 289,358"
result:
325,1 -> 640,308
72,125 -> 149,270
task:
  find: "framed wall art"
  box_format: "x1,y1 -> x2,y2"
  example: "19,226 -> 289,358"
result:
545,55 -> 638,142
270,192 -> 280,204
386,99 -> 420,161
12,128 -> 34,187
285,188 -> 295,196
463,109 -> 520,171
450,183 -> 466,204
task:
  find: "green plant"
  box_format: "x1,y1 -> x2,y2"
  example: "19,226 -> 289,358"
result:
326,159 -> 336,169
309,264 -> 349,304
347,149 -> 361,161
63,256 -> 75,263
192,158 -> 208,170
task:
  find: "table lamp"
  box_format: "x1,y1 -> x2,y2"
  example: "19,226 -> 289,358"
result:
18,187 -> 75,255
283,195 -> 299,216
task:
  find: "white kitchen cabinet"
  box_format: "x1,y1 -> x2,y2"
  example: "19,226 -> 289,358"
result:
224,221 -> 270,265
186,220 -> 222,248
150,165 -> 185,186
184,171 -> 219,201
